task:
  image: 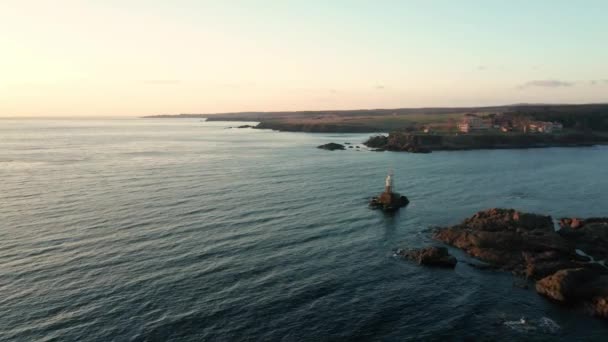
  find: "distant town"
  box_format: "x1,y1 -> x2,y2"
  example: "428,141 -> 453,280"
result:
146,103 -> 608,135
444,113 -> 563,134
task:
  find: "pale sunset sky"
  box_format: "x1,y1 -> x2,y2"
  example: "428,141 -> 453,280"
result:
1,0 -> 607,117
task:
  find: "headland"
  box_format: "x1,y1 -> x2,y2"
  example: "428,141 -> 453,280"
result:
144,104 -> 608,151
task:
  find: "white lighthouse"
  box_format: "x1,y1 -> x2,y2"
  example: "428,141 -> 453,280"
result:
385,171 -> 393,193
370,169 -> 409,211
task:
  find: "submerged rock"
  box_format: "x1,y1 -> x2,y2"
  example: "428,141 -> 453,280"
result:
399,246 -> 457,268
317,143 -> 345,151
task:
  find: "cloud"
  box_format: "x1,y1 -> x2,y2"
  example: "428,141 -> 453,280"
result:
142,80 -> 181,85
590,79 -> 608,86
476,65 -> 487,71
518,80 -> 574,89
374,85 -> 385,90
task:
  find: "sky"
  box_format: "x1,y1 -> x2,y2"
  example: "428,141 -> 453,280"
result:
1,0 -> 608,117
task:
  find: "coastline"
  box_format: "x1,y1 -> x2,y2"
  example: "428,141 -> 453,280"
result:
362,132 -> 608,153
142,104 -> 608,152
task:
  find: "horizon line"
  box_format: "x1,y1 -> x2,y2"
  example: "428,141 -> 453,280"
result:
3,101 -> 608,119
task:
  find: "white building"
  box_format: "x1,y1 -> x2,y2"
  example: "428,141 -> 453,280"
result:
528,121 -> 562,133
457,114 -> 492,133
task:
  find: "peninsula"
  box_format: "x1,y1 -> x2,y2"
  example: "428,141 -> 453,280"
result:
144,104 -> 608,151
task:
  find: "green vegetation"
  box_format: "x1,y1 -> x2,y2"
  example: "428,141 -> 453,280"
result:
144,104 -> 608,134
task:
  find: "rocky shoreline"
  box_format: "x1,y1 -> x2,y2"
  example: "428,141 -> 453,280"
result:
364,132 -> 608,153
411,209 -> 608,320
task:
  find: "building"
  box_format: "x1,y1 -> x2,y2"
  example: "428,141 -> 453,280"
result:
457,114 -> 492,133
528,121 -> 559,133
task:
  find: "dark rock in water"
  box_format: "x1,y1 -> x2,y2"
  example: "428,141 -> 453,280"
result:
363,134 -> 432,153
348,146 -> 354,148
404,144 -> 432,153
536,267 -> 608,318
432,208 -> 579,279
558,219 -> 608,261
370,192 -> 409,211
559,217 -> 608,230
535,268 -> 606,302
559,217 -> 584,229
237,125 -> 255,128
356,146 -> 360,148
590,296 -> 608,319
363,135 -> 388,148
434,208 -> 608,320
399,246 -> 457,268
363,131 -> 608,153
317,143 -> 345,151
344,142 -> 351,144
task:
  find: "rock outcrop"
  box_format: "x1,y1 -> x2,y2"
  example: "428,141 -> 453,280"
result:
558,218 -> 608,261
369,192 -> 409,212
399,246 -> 457,268
433,208 -> 608,320
432,209 -> 577,279
363,134 -> 433,153
317,143 -> 345,151
535,268 -> 608,318
363,132 -> 608,153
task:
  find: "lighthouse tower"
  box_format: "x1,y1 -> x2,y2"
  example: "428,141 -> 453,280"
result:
385,171 -> 393,193
370,169 -> 409,211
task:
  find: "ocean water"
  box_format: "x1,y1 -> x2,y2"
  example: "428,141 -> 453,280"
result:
1,118 -> 607,341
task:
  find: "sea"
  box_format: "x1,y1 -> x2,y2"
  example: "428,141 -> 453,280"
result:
1,118 -> 607,341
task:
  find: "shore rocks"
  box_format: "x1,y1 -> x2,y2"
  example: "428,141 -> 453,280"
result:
363,132 -> 608,153
535,268 -> 608,318
535,268 -> 600,302
399,246 -> 457,268
363,134 -> 433,153
369,192 -> 409,212
432,209 -> 575,278
558,218 -> 608,261
590,296 -> 608,318
433,208 -> 608,320
363,135 -> 388,148
317,143 -> 345,151
236,125 -> 255,128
